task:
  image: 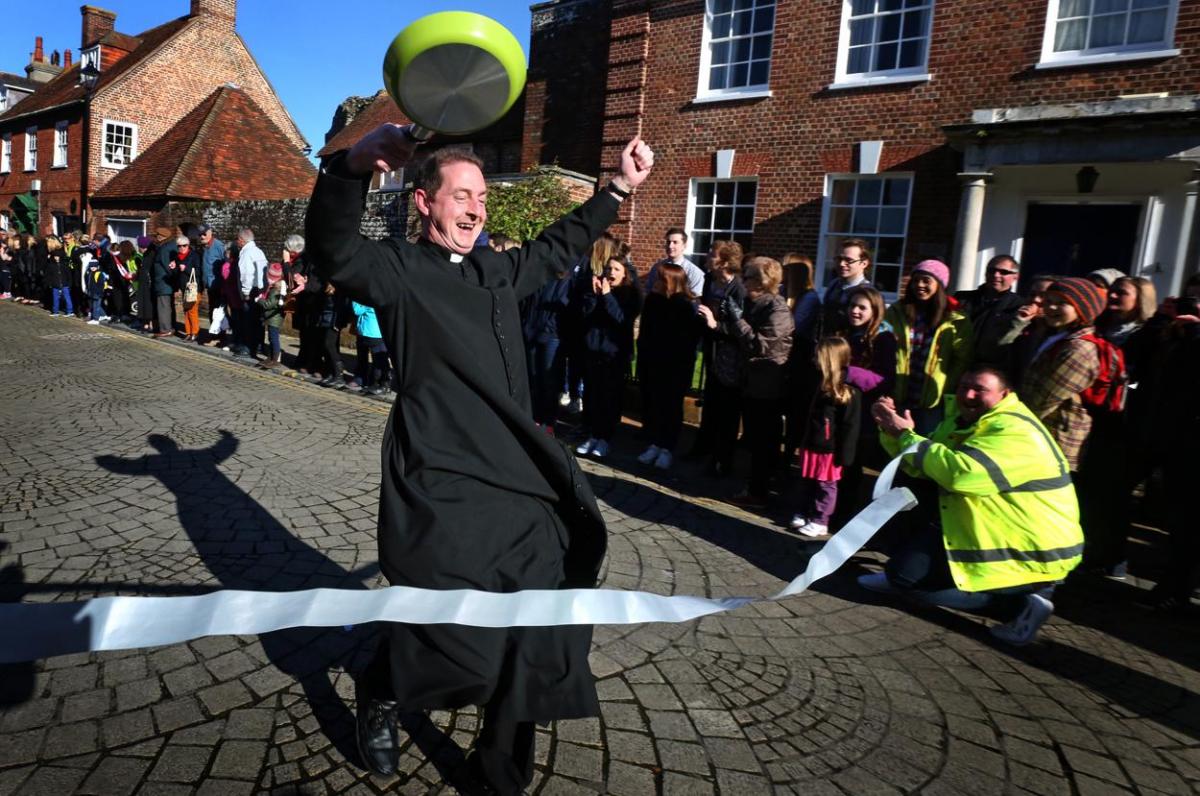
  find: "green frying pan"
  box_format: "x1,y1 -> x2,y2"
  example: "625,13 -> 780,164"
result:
383,11 -> 527,140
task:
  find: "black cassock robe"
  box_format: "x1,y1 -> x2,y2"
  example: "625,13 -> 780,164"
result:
305,153 -> 614,724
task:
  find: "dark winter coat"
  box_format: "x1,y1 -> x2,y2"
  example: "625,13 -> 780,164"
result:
637,292 -> 703,387
956,287 -> 1026,367
43,251 -> 71,289
580,284 -> 641,359
522,272 -> 572,345
306,151 -> 618,724
796,373 -> 863,467
731,292 -> 794,400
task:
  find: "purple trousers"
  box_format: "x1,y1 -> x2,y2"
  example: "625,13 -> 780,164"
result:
800,477 -> 839,525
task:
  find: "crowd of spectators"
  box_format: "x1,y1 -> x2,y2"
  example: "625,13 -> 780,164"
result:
3,220 -> 1196,632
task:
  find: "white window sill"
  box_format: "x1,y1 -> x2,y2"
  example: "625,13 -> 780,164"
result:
52,163 -> 68,169
101,163 -> 129,170
827,72 -> 931,91
691,88 -> 773,106
1035,48 -> 1180,70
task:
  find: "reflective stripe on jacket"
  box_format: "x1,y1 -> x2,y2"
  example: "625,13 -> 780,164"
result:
881,392 -> 1082,592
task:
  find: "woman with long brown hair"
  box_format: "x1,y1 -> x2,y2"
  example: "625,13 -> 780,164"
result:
636,262 -> 702,470
692,239 -> 745,474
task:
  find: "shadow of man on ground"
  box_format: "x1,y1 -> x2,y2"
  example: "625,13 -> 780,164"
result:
96,431 -> 377,765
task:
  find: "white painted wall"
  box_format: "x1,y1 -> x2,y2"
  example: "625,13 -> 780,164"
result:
970,161 -> 1196,296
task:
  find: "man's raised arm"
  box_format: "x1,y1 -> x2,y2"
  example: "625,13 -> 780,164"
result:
304,124 -> 419,309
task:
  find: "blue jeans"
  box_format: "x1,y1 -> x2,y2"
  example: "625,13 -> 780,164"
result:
885,521 -> 1054,622
52,287 -> 73,315
267,326 -> 281,358
89,287 -> 104,320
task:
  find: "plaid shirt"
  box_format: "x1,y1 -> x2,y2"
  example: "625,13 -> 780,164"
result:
905,318 -> 934,409
1019,327 -> 1100,471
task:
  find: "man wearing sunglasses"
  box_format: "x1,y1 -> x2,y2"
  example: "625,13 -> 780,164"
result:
955,254 -> 1026,367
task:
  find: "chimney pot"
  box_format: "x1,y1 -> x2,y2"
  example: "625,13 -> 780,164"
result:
64,49 -> 73,67
34,36 -> 45,63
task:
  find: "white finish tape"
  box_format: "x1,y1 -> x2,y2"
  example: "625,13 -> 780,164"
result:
0,452 -> 916,664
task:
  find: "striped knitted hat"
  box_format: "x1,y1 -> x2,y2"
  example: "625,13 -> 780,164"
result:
1049,277 -> 1107,325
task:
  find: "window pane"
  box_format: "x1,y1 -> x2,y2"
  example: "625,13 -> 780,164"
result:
733,37 -> 752,62
730,62 -> 749,87
717,182 -> 736,204
693,233 -> 712,255
709,66 -> 728,90
831,180 -> 855,205
902,8 -> 928,37
847,46 -> 871,73
752,36 -> 772,58
1059,0 -> 1089,18
852,207 -> 879,233
734,0 -> 753,10
713,13 -> 732,38
830,206 -> 852,231
748,60 -> 769,86
696,206 -> 713,228
1054,18 -> 1087,50
735,206 -> 754,229
876,236 -> 903,262
851,0 -> 874,14
1128,9 -> 1166,42
881,0 -> 904,11
1094,0 -> 1128,13
1131,0 -> 1167,7
712,0 -> 733,14
737,181 -> 757,203
874,41 -> 899,71
874,264 -> 901,293
713,40 -> 731,65
879,207 -> 906,234
883,178 -> 910,205
714,206 -> 733,229
849,18 -> 874,46
857,178 -> 883,205
697,182 -> 715,205
899,38 -> 925,68
733,10 -> 752,35
879,12 -> 902,41
1088,13 -> 1127,47
753,6 -> 774,32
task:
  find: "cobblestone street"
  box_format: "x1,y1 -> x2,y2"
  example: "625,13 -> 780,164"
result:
1,301 -> 1198,795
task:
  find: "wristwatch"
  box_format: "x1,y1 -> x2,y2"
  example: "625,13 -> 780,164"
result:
606,180 -> 632,199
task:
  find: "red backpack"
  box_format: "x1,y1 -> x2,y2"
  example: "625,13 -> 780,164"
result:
1078,333 -> 1128,414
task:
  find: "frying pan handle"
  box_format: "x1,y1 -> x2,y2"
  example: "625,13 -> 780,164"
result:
404,124 -> 434,143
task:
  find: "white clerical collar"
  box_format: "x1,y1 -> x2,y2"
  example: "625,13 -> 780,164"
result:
449,253 -> 464,264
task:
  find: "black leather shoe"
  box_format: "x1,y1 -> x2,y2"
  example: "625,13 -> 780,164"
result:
355,679 -> 401,777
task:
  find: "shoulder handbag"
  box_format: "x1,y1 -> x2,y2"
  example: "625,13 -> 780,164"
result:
183,268 -> 199,304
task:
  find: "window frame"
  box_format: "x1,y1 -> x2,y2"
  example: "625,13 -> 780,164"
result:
831,0 -> 936,90
684,177 -> 760,262
1,134 -> 10,174
23,126 -> 37,172
694,0 -> 777,104
0,87 -> 7,113
101,119 -> 138,169
816,172 -> 915,299
53,121 -> 69,168
1038,0 -> 1181,68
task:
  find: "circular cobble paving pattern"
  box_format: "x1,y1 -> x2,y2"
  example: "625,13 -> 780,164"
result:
1,302 -> 1199,795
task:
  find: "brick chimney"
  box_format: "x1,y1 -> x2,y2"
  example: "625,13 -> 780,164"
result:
33,36 -> 45,63
81,5 -> 117,49
64,49 -> 73,68
190,0 -> 236,29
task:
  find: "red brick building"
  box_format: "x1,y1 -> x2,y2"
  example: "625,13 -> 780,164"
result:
0,0 -> 311,241
593,0 -> 1200,298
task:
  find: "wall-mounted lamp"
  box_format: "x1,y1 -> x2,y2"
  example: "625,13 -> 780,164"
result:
1076,165 -> 1099,194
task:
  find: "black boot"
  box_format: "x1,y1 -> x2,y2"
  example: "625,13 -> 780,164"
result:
354,675 -> 401,777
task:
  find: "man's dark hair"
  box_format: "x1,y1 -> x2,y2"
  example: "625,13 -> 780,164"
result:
962,364 -> 1011,391
986,254 -> 1019,271
840,237 -> 873,264
417,147 -> 486,198
665,227 -> 687,242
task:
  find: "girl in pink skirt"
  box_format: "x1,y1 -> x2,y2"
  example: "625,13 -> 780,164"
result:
791,337 -> 862,537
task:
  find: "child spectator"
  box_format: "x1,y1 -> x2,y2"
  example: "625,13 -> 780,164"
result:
790,337 -> 862,537
258,263 -> 288,368
352,300 -> 391,395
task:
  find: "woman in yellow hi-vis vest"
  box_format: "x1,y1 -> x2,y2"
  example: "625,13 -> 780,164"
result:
863,364 -> 1083,646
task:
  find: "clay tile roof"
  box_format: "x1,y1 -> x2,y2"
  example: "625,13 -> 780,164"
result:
92,85 -> 315,202
317,91 -> 409,158
98,30 -> 141,52
0,17 -> 188,124
0,72 -> 39,91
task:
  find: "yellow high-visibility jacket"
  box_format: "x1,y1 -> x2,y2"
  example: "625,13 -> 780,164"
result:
880,392 -> 1083,592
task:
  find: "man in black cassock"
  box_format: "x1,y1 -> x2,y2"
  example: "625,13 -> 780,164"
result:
305,125 -> 654,794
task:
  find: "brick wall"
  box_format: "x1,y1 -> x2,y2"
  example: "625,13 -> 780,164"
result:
521,0 -> 611,177
611,0 -> 1200,277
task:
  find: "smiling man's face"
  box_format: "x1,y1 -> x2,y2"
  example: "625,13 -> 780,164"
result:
417,161 -> 488,255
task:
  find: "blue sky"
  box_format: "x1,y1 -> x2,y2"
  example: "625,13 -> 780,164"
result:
5,0 -> 535,157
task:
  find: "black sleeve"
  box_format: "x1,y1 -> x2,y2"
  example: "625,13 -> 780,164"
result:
304,151 -> 406,309
837,388 -> 862,467
508,190 -> 622,302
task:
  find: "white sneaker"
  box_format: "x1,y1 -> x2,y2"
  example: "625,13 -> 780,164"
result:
86,319 -> 100,325
989,593 -> 1054,646
798,522 -> 828,538
558,392 -> 571,407
591,440 -> 609,458
99,316 -> 111,322
789,514 -> 809,530
654,449 -> 673,470
857,572 -> 898,594
566,398 -> 583,415
637,445 -> 661,465
575,438 -> 597,456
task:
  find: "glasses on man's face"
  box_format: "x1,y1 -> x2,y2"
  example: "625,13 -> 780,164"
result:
987,268 -> 1018,277
837,256 -> 864,266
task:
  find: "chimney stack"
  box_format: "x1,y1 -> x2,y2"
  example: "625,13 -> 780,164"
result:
26,36 -> 65,83
81,5 -> 117,50
190,0 -> 236,29
64,49 -> 73,68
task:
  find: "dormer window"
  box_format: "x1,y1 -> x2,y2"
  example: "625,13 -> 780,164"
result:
80,46 -> 101,78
